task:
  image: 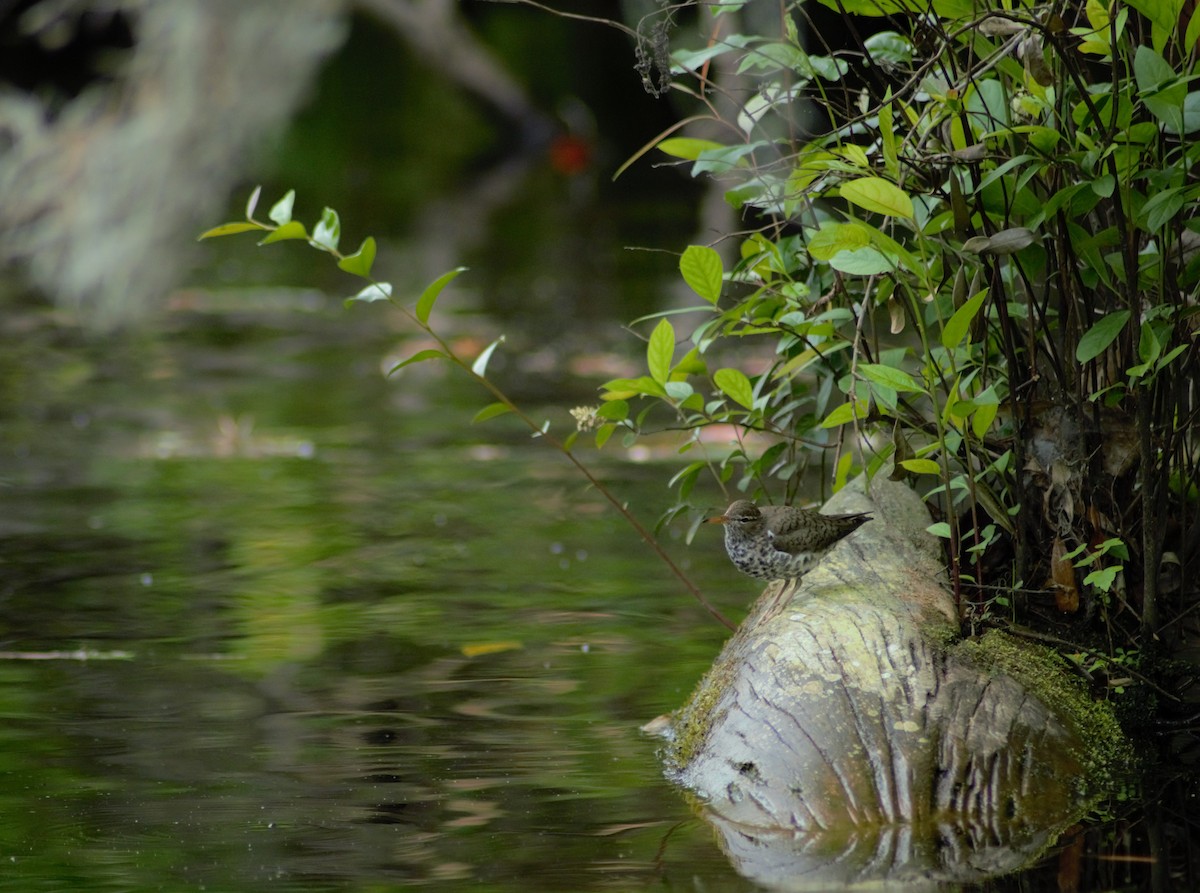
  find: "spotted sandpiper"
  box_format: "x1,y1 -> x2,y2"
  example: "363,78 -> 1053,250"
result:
706,499 -> 872,581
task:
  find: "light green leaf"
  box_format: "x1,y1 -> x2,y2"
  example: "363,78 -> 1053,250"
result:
198,221 -> 262,240
900,458 -> 942,474
416,267 -> 467,324
1133,42 -> 1176,91
259,221 -> 308,244
927,521 -> 952,538
657,137 -> 726,160
312,207 -> 341,252
388,348 -> 446,375
972,400 -> 998,438
713,367 -> 755,409
472,402 -> 513,424
941,289 -> 988,350
269,190 -> 295,226
472,335 -> 506,377
860,363 -> 924,393
648,318 -> 675,383
337,236 -> 376,278
664,381 -> 694,401
596,400 -> 628,420
820,397 -> 869,428
829,246 -> 894,275
840,176 -> 914,218
1084,565 -> 1120,591
807,222 -> 871,260
679,245 -> 724,303
245,185 -> 263,220
1077,310 -> 1131,362
600,376 -> 669,399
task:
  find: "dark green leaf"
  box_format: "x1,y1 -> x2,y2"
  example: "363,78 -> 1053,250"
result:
1077,310 -> 1131,362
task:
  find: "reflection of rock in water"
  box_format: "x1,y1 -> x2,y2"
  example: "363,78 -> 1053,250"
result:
0,0 -> 345,326
657,476 -> 1131,889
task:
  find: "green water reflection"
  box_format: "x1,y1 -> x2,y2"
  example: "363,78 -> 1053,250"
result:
0,303 -> 761,891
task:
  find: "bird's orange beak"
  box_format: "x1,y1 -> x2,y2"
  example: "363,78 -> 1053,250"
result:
705,513 -> 728,525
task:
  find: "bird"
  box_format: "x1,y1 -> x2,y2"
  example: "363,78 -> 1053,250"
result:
706,499 -> 872,581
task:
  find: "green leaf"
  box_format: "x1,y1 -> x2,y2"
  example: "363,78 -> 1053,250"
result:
713,367 -> 755,409
600,376 -> 668,400
258,221 -> 308,244
472,402 -> 513,424
820,397 -> 869,428
860,363 -> 923,393
927,521 -> 952,538
596,400 -> 628,420
647,318 -> 675,383
1141,188 -> 1185,231
657,137 -> 726,160
416,267 -> 467,324
1076,310 -> 1131,363
348,282 -> 392,304
269,190 -> 295,226
1084,565 -> 1120,591
807,222 -> 871,260
388,348 -> 446,375
941,289 -> 988,350
829,246 -> 894,275
337,236 -> 377,278
679,245 -> 724,303
198,221 -> 262,240
472,335 -> 506,377
972,400 -> 998,438
312,207 -> 341,252
664,381 -> 694,401
962,227 -> 1037,255
245,186 -> 262,220
1133,43 -> 1176,91
900,458 -> 942,474
840,177 -> 914,218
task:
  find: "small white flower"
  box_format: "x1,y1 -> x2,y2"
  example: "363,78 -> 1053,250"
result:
570,405 -> 601,432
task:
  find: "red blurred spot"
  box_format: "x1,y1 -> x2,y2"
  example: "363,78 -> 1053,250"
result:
549,134 -> 591,176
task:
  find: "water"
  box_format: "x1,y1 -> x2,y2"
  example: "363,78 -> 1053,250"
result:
0,296 -> 764,891
5,289 -> 1198,892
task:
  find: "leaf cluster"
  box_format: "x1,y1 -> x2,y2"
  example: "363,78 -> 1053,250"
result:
603,0 -> 1200,672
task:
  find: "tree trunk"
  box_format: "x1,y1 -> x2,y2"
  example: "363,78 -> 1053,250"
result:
656,477 -> 1130,887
